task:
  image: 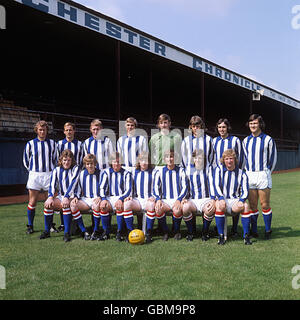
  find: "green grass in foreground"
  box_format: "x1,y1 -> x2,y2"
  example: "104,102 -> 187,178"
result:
0,171 -> 300,300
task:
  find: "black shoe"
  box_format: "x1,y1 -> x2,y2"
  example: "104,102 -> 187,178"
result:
63,232 -> 71,242
174,232 -> 182,240
50,223 -> 59,233
26,225 -> 34,234
39,231 -> 50,239
186,233 -> 194,242
217,234 -> 226,245
250,229 -> 259,238
229,229 -> 239,239
116,230 -> 123,242
82,231 -> 90,240
202,231 -> 210,242
145,232 -> 153,244
58,224 -> 65,232
98,231 -> 110,241
90,231 -> 101,241
244,234 -> 252,245
265,230 -> 272,240
163,233 -> 169,241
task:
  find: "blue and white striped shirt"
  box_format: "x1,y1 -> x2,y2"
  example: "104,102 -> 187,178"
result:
213,165 -> 249,203
23,138 -> 57,173
74,168 -> 102,199
57,138 -> 83,167
132,168 -> 155,199
153,165 -> 188,201
186,166 -> 215,200
213,135 -> 244,169
82,136 -> 115,170
242,133 -> 277,172
181,134 -> 214,170
100,167 -> 132,201
48,165 -> 80,198
117,135 -> 148,168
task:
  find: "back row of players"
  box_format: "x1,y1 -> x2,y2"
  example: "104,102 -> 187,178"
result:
23,113 -> 277,245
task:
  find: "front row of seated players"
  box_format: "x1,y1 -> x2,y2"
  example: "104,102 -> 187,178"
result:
40,150 -> 90,241
40,148 -> 252,245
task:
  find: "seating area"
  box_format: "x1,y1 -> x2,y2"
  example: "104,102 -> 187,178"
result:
0,100 -> 53,133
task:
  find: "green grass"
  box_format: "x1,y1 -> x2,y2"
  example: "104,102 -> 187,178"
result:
1,171 -> 300,300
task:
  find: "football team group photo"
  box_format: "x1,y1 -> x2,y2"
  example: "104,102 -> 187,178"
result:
23,112 -> 277,246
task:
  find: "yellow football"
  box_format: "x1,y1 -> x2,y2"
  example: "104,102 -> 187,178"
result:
128,229 -> 145,245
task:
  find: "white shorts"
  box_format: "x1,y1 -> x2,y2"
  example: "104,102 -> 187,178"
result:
80,197 -> 98,208
224,199 -> 240,216
161,198 -> 179,210
106,196 -> 122,211
26,171 -> 51,191
190,198 -> 212,214
247,170 -> 272,190
133,197 -> 149,211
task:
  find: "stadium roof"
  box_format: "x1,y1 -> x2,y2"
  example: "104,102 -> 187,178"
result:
7,0 -> 300,110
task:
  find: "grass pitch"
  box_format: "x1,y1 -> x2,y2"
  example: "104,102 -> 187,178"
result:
0,171 -> 300,300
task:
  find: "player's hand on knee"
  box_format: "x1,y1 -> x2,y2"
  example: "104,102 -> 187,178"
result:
115,200 -> 123,212
62,197 -> 70,209
44,197 -> 54,209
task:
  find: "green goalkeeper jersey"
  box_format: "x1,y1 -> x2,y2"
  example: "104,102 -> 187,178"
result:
149,130 -> 182,166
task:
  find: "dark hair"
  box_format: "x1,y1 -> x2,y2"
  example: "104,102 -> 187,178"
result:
215,118 -> 232,133
246,114 -> 265,131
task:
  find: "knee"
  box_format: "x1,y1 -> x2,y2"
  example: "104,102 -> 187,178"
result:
182,203 -> 190,216
260,202 -> 270,211
216,200 -> 226,213
124,200 -> 132,211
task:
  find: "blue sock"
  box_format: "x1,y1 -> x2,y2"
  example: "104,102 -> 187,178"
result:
202,215 -> 212,233
172,215 -> 182,233
44,209 -> 53,233
116,212 -> 124,231
158,215 -> 169,233
93,216 -> 101,232
241,214 -> 250,238
185,219 -> 194,234
60,211 -> 64,225
215,212 -> 225,235
63,214 -> 72,234
76,217 -> 86,232
146,211 -> 155,232
250,211 -> 259,233
101,213 -> 111,234
146,217 -> 155,232
27,205 -> 35,226
232,215 -> 239,232
262,209 -> 272,232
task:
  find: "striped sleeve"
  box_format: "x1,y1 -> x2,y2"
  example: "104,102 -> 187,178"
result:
119,171 -> 132,201
213,167 -> 224,200
268,138 -> 277,172
48,168 -> 58,197
207,166 -> 216,199
239,171 -> 249,203
99,169 -> 109,200
177,168 -> 188,201
64,165 -> 80,199
153,169 -> 161,201
23,141 -> 31,171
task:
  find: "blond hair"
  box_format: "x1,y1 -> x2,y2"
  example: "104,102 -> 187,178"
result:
220,149 -> 237,165
34,120 -> 48,133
